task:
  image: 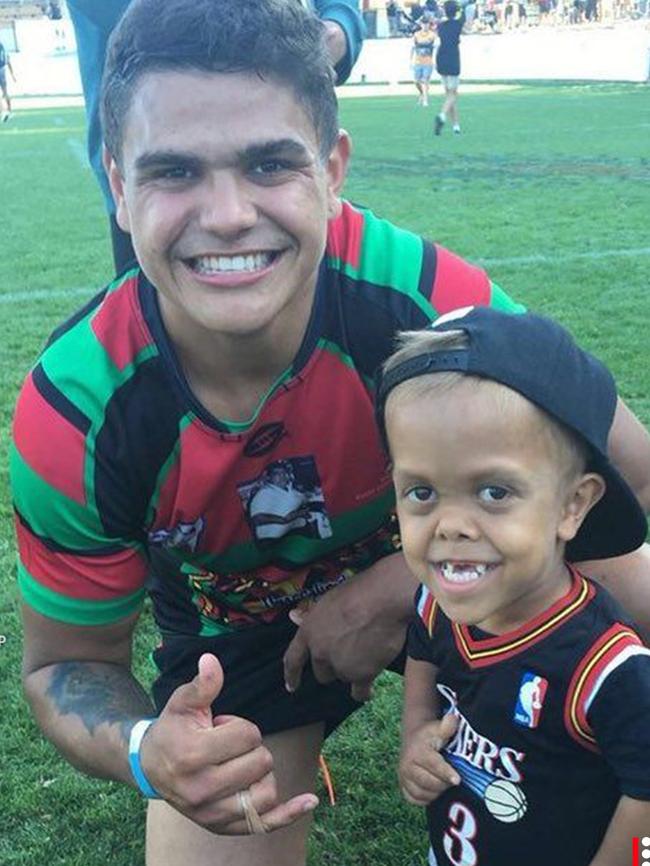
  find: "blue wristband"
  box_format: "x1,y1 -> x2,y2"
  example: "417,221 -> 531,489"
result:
128,718 -> 162,799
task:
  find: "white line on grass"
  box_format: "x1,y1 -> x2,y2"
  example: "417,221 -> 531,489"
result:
475,246 -> 650,267
1,246 -> 649,305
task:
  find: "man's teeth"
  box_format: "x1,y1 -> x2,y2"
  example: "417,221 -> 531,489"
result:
192,252 -> 274,274
440,562 -> 488,583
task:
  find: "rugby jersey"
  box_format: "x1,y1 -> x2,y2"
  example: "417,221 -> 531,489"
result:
11,201 -> 522,637
409,568 -> 650,866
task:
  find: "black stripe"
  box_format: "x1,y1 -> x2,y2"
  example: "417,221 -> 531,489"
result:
418,240 -> 438,303
32,362 -> 91,435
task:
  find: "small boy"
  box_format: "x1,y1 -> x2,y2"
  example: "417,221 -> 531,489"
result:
375,306 -> 650,865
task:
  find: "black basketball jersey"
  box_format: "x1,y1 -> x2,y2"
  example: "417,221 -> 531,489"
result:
408,566 -> 650,866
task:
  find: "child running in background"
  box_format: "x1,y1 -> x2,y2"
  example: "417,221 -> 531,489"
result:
411,14 -> 437,107
376,306 -> 650,865
434,0 -> 465,134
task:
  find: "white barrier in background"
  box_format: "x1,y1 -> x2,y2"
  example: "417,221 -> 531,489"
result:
351,25 -> 650,84
4,17 -> 650,98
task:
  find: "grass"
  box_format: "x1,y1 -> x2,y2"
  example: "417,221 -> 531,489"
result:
1,81 -> 649,864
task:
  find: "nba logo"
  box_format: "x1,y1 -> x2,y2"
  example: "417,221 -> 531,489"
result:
514,672 -> 548,729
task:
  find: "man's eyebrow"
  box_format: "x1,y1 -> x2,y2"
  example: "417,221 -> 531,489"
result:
240,139 -> 313,163
134,150 -> 202,173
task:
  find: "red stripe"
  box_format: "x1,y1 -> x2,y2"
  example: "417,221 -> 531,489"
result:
326,201 -> 363,270
13,372 -> 86,504
632,837 -> 640,866
91,275 -> 153,371
15,515 -> 148,600
430,245 -> 491,314
564,623 -> 642,750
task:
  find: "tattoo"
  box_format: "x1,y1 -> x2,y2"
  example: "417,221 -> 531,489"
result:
46,662 -> 154,741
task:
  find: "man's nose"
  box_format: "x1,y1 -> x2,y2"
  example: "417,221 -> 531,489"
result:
197,171 -> 258,237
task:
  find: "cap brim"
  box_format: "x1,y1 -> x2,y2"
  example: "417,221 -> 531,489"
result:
566,458 -> 648,562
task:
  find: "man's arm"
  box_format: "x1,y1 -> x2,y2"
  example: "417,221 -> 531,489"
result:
589,796 -> 650,866
314,0 -> 365,83
608,397 -> 650,512
22,605 -> 317,833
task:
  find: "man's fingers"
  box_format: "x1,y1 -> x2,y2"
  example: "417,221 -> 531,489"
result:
283,631 -> 310,692
166,653 -> 225,718
256,792 -> 319,832
430,712 -> 459,750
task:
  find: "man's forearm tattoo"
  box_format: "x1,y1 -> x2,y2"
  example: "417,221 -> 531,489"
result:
46,662 -> 154,740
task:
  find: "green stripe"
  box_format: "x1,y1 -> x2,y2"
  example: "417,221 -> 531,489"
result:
145,413 -> 192,525
489,281 -> 526,314
188,487 -> 396,573
327,208 -> 432,317
10,443 -> 108,547
18,562 -> 145,625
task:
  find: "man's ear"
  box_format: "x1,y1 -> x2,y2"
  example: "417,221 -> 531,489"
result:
104,144 -> 132,234
558,473 -> 606,543
325,129 -> 351,220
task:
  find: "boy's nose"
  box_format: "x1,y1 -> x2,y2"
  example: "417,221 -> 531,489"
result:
433,506 -> 479,541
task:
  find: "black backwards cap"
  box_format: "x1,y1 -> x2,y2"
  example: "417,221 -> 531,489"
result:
375,306 -> 647,562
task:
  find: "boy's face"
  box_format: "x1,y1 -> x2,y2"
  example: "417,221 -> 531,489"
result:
107,70 -> 348,346
387,379 -> 599,635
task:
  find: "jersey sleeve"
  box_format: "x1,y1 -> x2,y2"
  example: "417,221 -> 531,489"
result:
10,367 -> 148,627
565,623 -> 650,799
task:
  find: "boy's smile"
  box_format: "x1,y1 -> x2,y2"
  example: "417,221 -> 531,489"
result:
388,379 -> 593,635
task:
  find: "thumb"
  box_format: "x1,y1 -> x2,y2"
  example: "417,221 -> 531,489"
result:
167,653 -> 225,718
431,712 -> 459,751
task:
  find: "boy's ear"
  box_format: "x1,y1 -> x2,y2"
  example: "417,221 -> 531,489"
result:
104,145 -> 132,234
557,473 -> 606,544
325,129 -> 351,221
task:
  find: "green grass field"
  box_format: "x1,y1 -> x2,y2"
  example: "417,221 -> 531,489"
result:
1,82 -> 649,865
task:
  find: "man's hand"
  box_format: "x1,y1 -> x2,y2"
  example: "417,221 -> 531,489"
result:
283,552 -> 417,702
140,653 -> 318,834
323,20 -> 348,68
399,714 -> 460,806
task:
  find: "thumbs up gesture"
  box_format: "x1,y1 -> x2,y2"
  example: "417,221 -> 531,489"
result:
138,654 -> 318,834
399,712 -> 461,806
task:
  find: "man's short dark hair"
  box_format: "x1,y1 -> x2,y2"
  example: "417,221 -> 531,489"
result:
444,0 -> 459,17
101,0 -> 339,166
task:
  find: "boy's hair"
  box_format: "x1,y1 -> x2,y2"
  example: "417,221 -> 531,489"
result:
444,0 -> 459,17
101,0 -> 339,167
383,328 -> 589,478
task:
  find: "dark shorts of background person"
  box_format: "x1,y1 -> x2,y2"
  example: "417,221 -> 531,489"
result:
152,616 -> 407,737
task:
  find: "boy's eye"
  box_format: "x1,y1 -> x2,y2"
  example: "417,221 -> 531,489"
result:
478,485 -> 510,504
406,485 -> 436,504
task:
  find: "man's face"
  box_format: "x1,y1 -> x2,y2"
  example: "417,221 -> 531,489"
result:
107,70 -> 348,345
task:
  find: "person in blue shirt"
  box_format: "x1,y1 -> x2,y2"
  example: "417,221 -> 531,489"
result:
66,0 -> 365,274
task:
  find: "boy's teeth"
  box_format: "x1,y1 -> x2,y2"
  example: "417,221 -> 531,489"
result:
440,562 -> 488,583
192,252 -> 273,273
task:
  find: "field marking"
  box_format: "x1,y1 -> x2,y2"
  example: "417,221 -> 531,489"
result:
1,244 -> 650,304
475,246 -> 650,266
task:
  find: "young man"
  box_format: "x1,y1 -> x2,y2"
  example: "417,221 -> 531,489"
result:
0,39 -> 15,123
65,0 -> 365,274
11,1 -> 650,865
378,307 -> 650,864
434,0 -> 465,135
411,14 -> 437,107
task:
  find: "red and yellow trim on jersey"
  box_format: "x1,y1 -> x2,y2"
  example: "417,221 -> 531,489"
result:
417,585 -> 438,637
564,623 -> 646,752
452,567 -> 594,669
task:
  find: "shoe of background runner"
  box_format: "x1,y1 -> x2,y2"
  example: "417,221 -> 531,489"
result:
453,125 -> 461,134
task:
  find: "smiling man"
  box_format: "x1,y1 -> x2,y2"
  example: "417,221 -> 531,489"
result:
11,1 -> 650,865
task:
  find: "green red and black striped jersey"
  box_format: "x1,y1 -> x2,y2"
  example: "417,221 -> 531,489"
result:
409,570 -> 650,865
11,202 -> 523,637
